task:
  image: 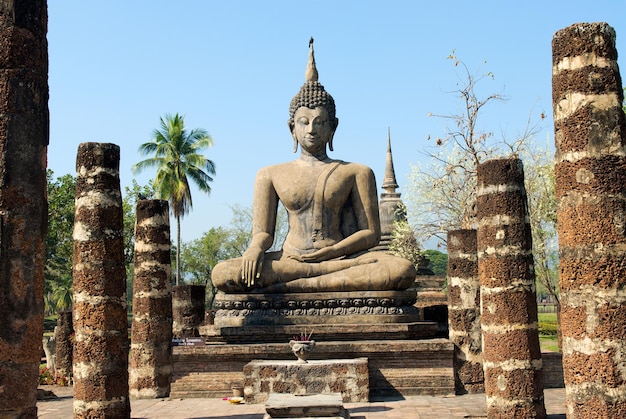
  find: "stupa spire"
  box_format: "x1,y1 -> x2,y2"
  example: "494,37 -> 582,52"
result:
375,128 -> 404,252
382,128 -> 399,194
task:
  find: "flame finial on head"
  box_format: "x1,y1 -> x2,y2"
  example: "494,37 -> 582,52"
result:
305,37 -> 318,82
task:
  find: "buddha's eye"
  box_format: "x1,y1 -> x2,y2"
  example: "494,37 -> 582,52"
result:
298,117 -> 309,125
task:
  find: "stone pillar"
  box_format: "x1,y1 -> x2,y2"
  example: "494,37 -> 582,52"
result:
476,158 -> 546,418
172,284 -> 206,337
129,199 -> 173,399
447,229 -> 483,394
72,143 -> 130,418
552,22 -> 626,418
0,1 -> 48,417
54,310 -> 73,380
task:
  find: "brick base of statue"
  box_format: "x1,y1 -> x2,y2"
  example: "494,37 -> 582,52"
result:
170,339 -> 454,399
188,284 -> 450,399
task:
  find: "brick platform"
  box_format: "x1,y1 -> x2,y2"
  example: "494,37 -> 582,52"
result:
170,339 -> 454,400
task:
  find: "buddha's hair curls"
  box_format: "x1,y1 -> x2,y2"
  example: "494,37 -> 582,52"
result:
288,81 -> 337,127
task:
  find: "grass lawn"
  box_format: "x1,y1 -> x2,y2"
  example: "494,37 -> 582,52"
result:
538,313 -> 557,323
540,336 -> 560,352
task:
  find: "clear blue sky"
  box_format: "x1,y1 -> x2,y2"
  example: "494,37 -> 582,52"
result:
47,1 -> 626,247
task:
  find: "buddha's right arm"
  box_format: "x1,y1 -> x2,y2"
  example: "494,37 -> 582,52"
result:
251,167 -> 278,241
241,167 -> 279,285
247,232 -> 273,254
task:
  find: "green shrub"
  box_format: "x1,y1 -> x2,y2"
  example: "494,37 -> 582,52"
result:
538,321 -> 558,336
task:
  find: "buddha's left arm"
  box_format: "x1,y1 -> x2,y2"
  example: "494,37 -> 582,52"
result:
349,166 -> 381,248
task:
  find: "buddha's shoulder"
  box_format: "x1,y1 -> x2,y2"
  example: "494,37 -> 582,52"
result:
336,160 -> 374,175
256,161 -> 298,177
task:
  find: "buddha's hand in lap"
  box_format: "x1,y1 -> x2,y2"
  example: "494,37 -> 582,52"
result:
240,248 -> 265,288
289,249 -> 378,266
288,247 -> 336,263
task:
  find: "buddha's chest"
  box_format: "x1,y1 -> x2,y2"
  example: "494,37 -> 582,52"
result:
273,168 -> 352,213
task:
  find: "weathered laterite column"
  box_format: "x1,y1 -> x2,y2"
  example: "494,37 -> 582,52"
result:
552,22 -> 626,418
172,284 -> 205,337
72,143 -> 130,418
447,229 -> 484,394
476,158 -> 546,418
0,1 -> 48,417
54,310 -> 73,380
130,199 -> 173,399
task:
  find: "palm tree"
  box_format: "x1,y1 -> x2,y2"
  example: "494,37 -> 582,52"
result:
51,274 -> 73,313
133,113 -> 216,285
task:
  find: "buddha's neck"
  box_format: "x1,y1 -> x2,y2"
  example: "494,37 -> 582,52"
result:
299,150 -> 330,163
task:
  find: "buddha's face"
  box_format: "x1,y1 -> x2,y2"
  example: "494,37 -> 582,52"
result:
291,106 -> 334,154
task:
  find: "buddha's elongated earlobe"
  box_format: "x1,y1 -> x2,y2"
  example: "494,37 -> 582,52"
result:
328,118 -> 338,151
288,120 -> 298,153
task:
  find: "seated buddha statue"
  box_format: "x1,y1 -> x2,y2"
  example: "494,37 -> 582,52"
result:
211,39 -> 416,293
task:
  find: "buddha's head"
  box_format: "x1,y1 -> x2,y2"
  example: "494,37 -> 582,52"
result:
288,38 -> 339,152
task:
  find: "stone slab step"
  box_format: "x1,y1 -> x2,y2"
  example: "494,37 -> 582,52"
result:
264,393 -> 349,419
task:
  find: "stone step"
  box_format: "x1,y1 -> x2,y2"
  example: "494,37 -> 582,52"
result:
265,393 -> 350,419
